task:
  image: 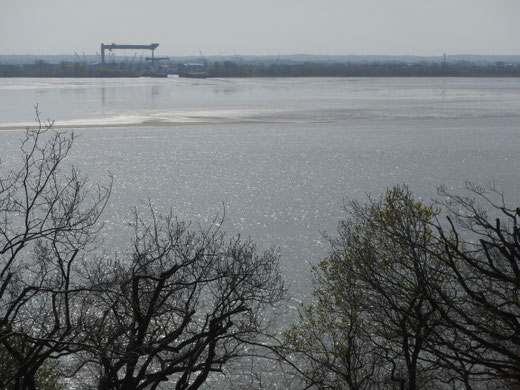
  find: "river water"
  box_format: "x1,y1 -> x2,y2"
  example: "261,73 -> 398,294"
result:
1,76 -> 520,297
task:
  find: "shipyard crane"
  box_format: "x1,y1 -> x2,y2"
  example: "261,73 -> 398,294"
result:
199,50 -> 208,67
100,43 -> 159,64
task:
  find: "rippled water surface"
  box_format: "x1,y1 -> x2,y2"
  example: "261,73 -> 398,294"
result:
1,76 -> 519,296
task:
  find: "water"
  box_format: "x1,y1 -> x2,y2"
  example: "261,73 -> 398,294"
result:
1,76 -> 519,127
1,76 -> 520,296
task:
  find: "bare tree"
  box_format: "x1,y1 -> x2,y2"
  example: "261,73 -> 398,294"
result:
0,109 -> 111,390
74,207 -> 286,390
0,110 -> 285,390
425,183 -> 520,386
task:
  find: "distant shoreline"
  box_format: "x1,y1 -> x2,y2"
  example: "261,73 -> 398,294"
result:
2,61 -> 520,78
203,61 -> 520,78
0,62 -> 163,78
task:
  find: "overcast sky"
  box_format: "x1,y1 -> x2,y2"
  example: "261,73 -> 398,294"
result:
1,0 -> 519,56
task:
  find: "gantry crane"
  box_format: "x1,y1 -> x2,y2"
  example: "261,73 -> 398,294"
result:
100,43 -> 159,64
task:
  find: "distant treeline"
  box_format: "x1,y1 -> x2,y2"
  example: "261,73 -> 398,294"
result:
3,60 -> 520,78
206,61 -> 520,77
0,61 -> 141,77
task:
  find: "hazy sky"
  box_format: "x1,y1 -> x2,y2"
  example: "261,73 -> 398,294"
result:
1,0 -> 519,56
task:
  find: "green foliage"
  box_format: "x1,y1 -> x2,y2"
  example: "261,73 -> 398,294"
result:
282,185 -> 445,390
0,334 -> 63,390
283,184 -> 520,388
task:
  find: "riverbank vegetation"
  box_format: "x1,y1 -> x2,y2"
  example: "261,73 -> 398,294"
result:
206,61 -> 520,77
0,61 -> 142,77
2,60 -> 520,78
1,114 -> 519,389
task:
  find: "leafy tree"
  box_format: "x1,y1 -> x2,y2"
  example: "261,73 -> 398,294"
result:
282,184 -> 520,390
282,186 -> 448,390
282,257 -> 384,390
0,333 -> 63,390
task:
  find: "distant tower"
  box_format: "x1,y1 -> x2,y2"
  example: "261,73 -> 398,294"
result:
443,53 -> 446,66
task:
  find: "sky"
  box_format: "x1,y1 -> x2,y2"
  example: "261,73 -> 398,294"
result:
1,0 -> 519,56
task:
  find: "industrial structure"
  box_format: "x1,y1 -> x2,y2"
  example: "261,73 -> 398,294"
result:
100,43 -> 159,64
